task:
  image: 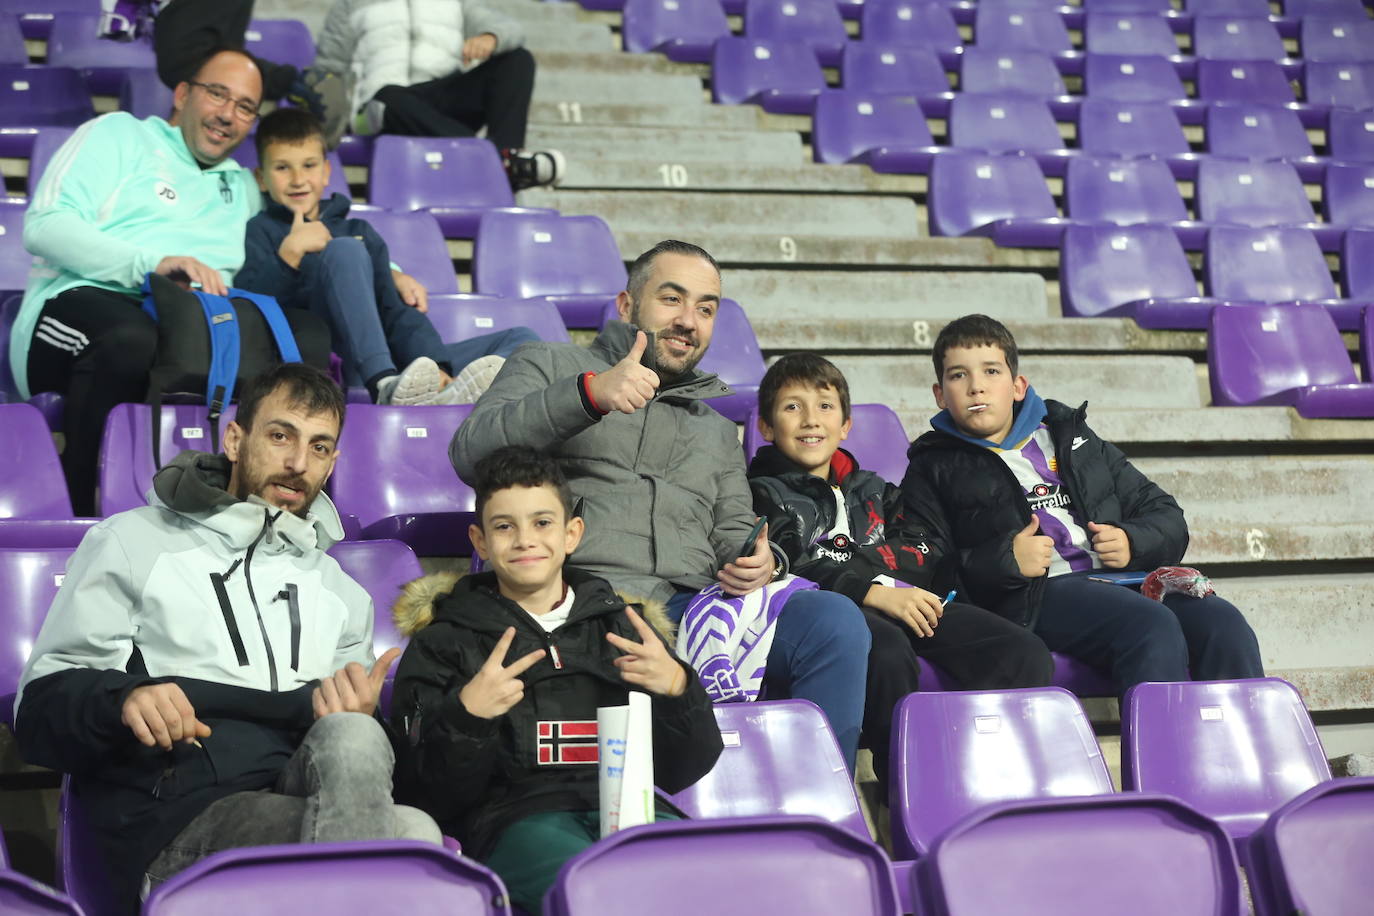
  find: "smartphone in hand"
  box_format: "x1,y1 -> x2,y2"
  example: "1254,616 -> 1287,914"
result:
738,516 -> 766,559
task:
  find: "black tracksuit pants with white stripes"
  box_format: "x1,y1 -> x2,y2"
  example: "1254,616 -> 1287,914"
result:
27,287 -> 158,517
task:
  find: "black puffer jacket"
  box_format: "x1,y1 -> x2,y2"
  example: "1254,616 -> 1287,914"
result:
747,446 -> 940,606
390,568 -> 722,858
901,400 -> 1188,627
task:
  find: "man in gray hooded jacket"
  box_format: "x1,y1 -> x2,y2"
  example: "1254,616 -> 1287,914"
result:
15,363 -> 439,914
450,241 -> 873,773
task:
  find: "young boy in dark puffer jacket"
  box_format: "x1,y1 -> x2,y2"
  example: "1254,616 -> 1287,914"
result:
390,445 -> 722,913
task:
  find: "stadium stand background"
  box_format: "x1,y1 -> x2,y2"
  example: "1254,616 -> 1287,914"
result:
1,0 -> 1372,904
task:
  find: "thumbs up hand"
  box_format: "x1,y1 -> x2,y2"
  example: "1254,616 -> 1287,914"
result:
1012,515 -> 1055,578
1087,522 -> 1131,569
587,331 -> 660,414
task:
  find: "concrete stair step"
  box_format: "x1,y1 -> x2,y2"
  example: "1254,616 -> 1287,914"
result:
528,99 -> 760,129
1219,573 -> 1374,675
550,157 -> 920,193
752,317 -> 1200,353
521,21 -> 619,52
834,354 -> 1201,409
729,270 -> 1051,323
617,232 -> 1000,266
527,50 -> 701,77
1137,455 -> 1374,528
523,127 -> 804,165
533,71 -> 704,106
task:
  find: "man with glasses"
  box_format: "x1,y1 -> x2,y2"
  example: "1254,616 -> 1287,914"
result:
14,49 -> 305,516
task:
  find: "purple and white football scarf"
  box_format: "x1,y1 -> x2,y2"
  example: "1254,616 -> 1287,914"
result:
675,575 -> 817,704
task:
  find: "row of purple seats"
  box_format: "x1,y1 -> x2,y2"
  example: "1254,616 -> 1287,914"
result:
1061,223 -> 1374,330
1209,302 -> 1374,416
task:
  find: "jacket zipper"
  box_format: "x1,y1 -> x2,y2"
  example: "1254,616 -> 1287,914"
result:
243,510 -> 281,692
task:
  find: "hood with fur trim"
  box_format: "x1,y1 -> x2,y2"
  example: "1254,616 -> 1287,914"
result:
393,570 -> 677,642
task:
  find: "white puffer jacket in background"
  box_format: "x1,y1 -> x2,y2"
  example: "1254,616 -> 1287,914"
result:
314,0 -> 525,132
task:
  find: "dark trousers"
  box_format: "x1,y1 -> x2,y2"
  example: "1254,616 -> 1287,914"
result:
1034,572 -> 1265,697
863,602 -> 1055,786
153,0 -> 297,99
27,287 -> 158,517
375,48 -> 536,150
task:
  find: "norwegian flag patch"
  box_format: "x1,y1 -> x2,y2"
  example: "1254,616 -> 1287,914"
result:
536,719 -> 599,765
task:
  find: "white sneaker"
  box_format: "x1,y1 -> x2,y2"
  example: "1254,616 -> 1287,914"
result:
504,148 -> 566,191
442,355 -> 507,404
376,357 -> 444,405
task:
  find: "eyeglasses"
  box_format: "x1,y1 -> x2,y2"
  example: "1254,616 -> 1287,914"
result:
188,81 -> 260,122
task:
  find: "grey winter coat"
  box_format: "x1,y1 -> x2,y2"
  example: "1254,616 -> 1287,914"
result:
450,321 -> 756,604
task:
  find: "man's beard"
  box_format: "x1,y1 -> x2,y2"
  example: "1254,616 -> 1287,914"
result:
232,446 -> 318,519
630,303 -> 705,381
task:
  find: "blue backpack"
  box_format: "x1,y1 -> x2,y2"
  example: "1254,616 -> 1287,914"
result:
141,272 -> 309,468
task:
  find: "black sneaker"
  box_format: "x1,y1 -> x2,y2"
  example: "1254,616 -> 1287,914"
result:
286,67 -> 353,150
503,147 -> 566,191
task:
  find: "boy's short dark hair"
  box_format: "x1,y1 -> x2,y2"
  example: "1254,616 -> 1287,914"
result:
235,362 -> 346,434
625,240 -> 721,302
254,107 -> 327,162
932,314 -> 1020,380
758,353 -> 852,423
473,446 -> 575,524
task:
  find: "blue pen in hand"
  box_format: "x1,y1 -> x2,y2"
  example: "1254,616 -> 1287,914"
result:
941,589 -> 957,607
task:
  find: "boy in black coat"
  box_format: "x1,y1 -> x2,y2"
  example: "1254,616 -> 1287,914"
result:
236,108 -> 537,405
901,315 -> 1263,695
391,445 -> 722,913
748,354 -> 1052,784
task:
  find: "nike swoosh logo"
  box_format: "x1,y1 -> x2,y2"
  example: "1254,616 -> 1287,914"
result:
1071,437 -> 1088,450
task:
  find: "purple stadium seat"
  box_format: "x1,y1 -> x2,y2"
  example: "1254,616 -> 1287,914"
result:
244,19 -> 315,71
545,817 -> 900,916
710,37 -> 827,114
230,143 -> 350,199
1248,778 -> 1374,916
1050,652 -> 1114,696
1082,0 -> 1175,11
927,151 -> 1069,246
1196,59 -> 1297,106
840,43 -> 951,114
0,14 -> 25,65
1059,223 -> 1221,326
1076,98 -> 1200,179
1195,159 -> 1340,250
1283,0 -> 1367,15
328,404 -> 475,554
667,700 -> 869,839
621,0 -> 730,63
597,297 -> 761,420
974,5 -> 1075,57
946,93 -> 1075,176
427,294 -> 570,344
327,539 -> 422,656
914,795 -> 1243,916
0,870 -> 82,916
1301,15 -> 1374,62
0,830 -> 6,867
1122,679 -> 1332,848
1344,226 -> 1374,299
366,136 -> 554,239
1082,54 -> 1196,123
1207,303 -> 1374,415
960,49 -> 1079,119
859,0 -> 963,65
1207,225 -> 1369,330
744,402 -> 911,484
1305,61 -> 1374,112
744,0 -> 847,68
1063,155 -> 1210,248
810,90 -> 940,171
888,687 -> 1115,860
1193,16 -> 1288,63
1082,12 -> 1183,57
1186,0 -> 1271,15
117,66 -> 172,119
1327,109 -> 1374,165
1205,103 -> 1325,181
0,547 -> 72,729
0,197 -> 31,292
0,66 -> 94,133
27,125 -> 75,194
46,14 -> 155,95
345,207 -> 459,296
98,403 -> 238,518
143,840 -> 511,915
0,403 -> 75,518
472,211 -> 626,328
0,0 -> 98,40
